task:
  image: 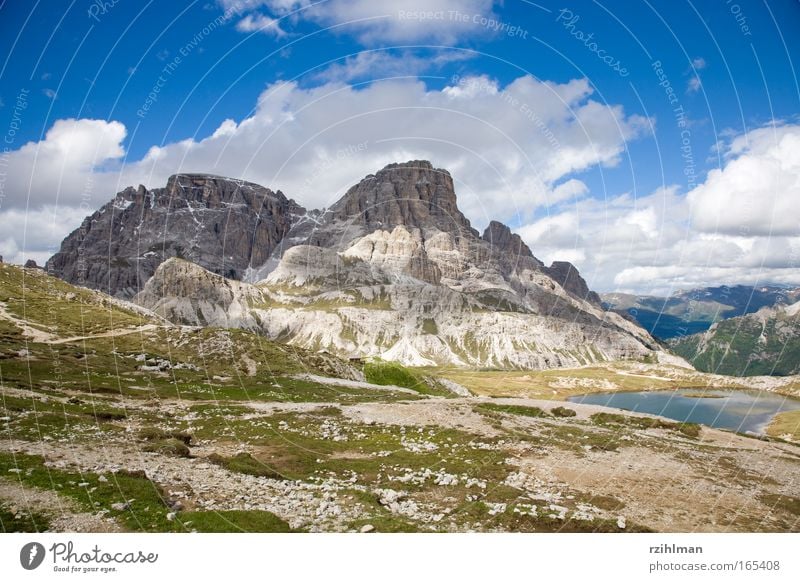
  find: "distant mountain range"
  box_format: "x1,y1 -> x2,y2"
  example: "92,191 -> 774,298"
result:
669,301 -> 800,376
46,160 -> 664,370
602,286 -> 800,340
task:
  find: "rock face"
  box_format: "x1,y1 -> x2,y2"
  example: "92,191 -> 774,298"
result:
134,161 -> 662,368
670,301 -> 800,376
46,174 -> 306,297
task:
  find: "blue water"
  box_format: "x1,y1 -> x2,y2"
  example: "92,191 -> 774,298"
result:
568,389 -> 800,435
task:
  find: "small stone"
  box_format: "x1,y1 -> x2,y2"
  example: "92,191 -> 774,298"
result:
166,512 -> 176,521
98,475 -> 108,483
359,524 -> 375,533
617,516 -> 626,529
111,502 -> 130,511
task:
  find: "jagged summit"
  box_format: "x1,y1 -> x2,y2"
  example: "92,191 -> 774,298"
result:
323,160 -> 477,239
46,173 -> 305,297
482,220 -> 538,262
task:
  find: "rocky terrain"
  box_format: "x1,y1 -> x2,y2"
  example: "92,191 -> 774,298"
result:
46,174 -> 308,297
1,262 -> 799,533
127,161 -> 661,369
670,301 -> 800,376
603,285 -> 800,340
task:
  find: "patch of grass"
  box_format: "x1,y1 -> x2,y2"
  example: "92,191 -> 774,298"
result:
364,360 -> 421,388
760,493 -> 800,516
551,406 -> 577,418
590,412 -> 701,438
766,409 -> 800,441
421,318 -> 438,335
142,438 -> 191,457
363,360 -> 451,397
474,403 -> 549,418
179,510 -> 292,532
0,452 -> 179,532
0,500 -> 51,532
138,427 -> 192,445
207,452 -> 286,479
541,425 -> 622,453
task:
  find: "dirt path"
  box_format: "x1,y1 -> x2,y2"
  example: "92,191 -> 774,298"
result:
0,302 -> 161,345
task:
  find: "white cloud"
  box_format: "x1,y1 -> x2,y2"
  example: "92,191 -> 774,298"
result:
2,74 -> 646,271
691,57 -> 706,70
124,75 -> 644,223
235,13 -> 287,37
220,0 -> 499,44
688,123 -> 800,236
687,76 -> 701,93
0,206 -> 90,265
0,118 -> 127,209
314,50 -> 472,84
514,124 -> 800,294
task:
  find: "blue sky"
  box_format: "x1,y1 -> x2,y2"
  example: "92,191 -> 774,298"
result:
1,0 -> 799,293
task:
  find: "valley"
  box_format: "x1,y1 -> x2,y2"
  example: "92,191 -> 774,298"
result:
1,262 -> 798,533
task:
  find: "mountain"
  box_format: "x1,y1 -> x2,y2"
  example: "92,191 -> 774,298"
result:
131,161 -> 662,368
602,285 -> 800,340
46,174 -> 307,298
669,301 -> 800,376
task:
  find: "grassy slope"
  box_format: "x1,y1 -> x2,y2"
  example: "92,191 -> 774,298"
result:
670,310 -> 800,376
428,363 -> 800,401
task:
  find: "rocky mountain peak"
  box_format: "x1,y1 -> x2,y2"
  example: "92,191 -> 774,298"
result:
46,174 -> 305,298
542,261 -> 602,307
326,160 -> 477,238
482,220 -> 540,263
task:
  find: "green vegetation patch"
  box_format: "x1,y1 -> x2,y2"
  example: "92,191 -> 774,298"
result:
474,403 -> 549,418
760,493 -> 800,516
363,360 -> 452,397
141,438 -> 191,457
590,412 -> 701,438
207,452 -> 286,480
178,509 -> 292,532
0,500 -> 51,532
0,452 -> 178,532
551,406 -> 577,418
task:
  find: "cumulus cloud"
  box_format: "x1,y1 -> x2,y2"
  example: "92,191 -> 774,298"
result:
516,124 -> 800,294
312,49 -> 472,84
0,118 -> 127,209
117,75 -> 644,223
688,123 -> 800,236
235,13 -> 287,37
1,74 -> 645,271
220,0 -> 499,44
0,206 -> 90,265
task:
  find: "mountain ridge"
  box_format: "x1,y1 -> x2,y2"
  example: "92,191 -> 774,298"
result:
47,160 -> 664,369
